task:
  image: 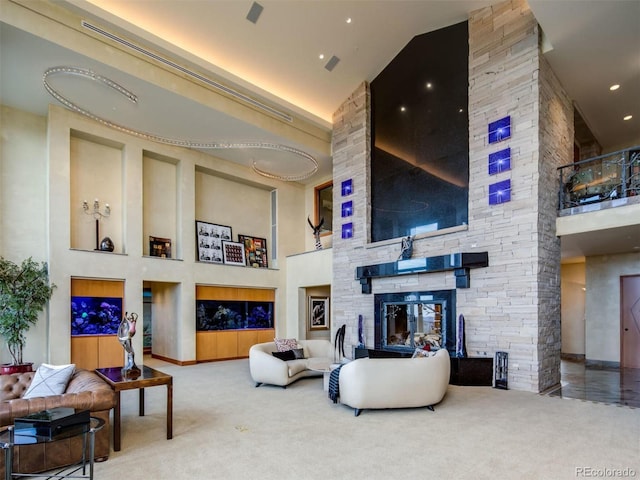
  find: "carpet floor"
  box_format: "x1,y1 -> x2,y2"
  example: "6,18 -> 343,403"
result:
90,357 -> 639,480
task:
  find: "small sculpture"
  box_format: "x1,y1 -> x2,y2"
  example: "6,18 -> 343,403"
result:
398,235 -> 413,260
307,216 -> 325,250
118,311 -> 141,378
100,237 -> 114,252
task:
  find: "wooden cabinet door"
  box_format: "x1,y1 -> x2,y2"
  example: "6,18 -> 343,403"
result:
237,330 -> 258,357
71,336 -> 99,370
216,331 -> 238,359
98,335 -> 124,368
257,329 -> 275,344
196,332 -> 218,361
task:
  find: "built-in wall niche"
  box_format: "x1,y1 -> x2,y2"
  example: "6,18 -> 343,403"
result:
143,151 -> 179,258
70,130 -> 124,252
70,277 -> 125,370
195,166 -> 272,265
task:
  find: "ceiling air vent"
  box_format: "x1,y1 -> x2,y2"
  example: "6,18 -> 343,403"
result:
325,55 -> 340,72
246,2 -> 264,24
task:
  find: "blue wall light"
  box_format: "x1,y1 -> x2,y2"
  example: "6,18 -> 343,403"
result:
488,148 -> 511,175
341,200 -> 353,218
489,179 -> 511,205
488,116 -> 511,144
341,222 -> 354,239
341,179 -> 353,196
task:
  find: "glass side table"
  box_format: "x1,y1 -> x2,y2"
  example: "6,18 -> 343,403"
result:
0,416 -> 104,480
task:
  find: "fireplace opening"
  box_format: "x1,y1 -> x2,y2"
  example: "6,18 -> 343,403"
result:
374,290 -> 456,355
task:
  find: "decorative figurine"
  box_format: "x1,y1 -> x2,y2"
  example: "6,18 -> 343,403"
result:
307,216 -> 325,250
118,311 -> 141,378
398,235 -> 413,260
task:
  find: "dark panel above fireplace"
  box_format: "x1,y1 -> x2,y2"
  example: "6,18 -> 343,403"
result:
355,252 -> 488,293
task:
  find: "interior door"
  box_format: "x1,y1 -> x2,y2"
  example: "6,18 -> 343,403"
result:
621,275 -> 640,368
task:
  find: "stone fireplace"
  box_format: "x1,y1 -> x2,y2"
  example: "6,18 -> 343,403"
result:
374,290 -> 456,355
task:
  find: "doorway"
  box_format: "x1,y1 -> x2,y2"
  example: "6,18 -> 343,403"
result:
621,275 -> 640,368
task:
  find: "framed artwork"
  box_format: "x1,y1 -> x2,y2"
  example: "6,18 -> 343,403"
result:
222,240 -> 246,266
196,221 -> 232,264
149,236 -> 171,258
238,234 -> 268,268
309,296 -> 330,330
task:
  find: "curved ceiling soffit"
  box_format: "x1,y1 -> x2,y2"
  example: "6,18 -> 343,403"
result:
43,66 -> 318,182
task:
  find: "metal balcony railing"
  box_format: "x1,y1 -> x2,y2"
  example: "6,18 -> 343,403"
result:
558,146 -> 640,210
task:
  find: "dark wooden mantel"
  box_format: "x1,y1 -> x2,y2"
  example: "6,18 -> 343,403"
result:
355,252 -> 489,293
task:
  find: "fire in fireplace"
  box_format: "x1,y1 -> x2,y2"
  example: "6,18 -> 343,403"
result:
374,290 -> 456,355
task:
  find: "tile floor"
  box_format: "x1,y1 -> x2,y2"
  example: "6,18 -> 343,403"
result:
548,359 -> 640,408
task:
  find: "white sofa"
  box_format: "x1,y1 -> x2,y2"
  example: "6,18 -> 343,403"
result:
249,339 -> 333,388
337,348 -> 451,416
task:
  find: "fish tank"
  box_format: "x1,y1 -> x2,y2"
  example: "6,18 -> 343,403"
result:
71,296 -> 123,336
196,300 -> 273,331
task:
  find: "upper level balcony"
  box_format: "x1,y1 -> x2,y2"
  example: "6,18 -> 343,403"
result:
558,146 -> 640,214
556,146 -> 640,259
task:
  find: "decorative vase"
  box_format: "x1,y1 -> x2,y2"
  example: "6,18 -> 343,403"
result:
100,237 -> 114,252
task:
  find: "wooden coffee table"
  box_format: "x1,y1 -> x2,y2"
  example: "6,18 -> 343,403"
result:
95,365 -> 172,451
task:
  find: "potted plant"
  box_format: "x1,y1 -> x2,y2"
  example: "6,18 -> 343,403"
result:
0,257 -> 56,374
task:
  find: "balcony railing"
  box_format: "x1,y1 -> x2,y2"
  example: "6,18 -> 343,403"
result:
558,146 -> 640,210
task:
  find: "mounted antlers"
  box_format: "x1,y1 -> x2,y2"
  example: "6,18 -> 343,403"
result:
307,216 -> 325,250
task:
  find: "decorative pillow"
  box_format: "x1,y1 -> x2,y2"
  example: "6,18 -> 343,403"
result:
292,348 -> 305,359
274,338 -> 298,352
23,363 -> 76,399
272,350 -> 296,361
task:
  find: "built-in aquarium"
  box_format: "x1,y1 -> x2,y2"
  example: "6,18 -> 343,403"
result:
196,300 -> 273,330
71,296 -> 122,336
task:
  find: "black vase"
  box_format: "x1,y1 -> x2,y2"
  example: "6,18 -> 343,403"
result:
100,237 -> 114,252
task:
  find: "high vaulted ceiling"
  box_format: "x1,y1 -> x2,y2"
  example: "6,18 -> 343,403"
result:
1,0 -> 639,257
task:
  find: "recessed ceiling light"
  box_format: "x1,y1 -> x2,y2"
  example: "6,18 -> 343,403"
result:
623,115 -> 633,121
346,17 -> 352,24
400,106 -> 406,112
609,84 -> 620,91
426,82 -> 433,89
319,54 -> 325,60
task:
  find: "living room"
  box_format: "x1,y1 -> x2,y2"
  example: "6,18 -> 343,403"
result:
1,0 -> 639,478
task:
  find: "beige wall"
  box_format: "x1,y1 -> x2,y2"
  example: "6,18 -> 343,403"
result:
585,252 -> 640,364
0,106 -> 49,365
561,261 -> 586,356
0,103 -> 307,366
285,248 -> 332,340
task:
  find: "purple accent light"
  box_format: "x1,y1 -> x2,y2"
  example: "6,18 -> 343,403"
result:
341,201 -> 353,218
488,116 -> 511,144
488,148 -> 511,175
341,222 -> 353,239
489,179 -> 511,205
341,179 -> 353,196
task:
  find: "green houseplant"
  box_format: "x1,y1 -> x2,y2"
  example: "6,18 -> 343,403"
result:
0,257 -> 55,371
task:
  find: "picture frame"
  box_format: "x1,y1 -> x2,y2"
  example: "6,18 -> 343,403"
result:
149,236 -> 171,258
308,296 -> 330,330
196,221 -> 232,264
222,240 -> 246,266
238,234 -> 268,268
